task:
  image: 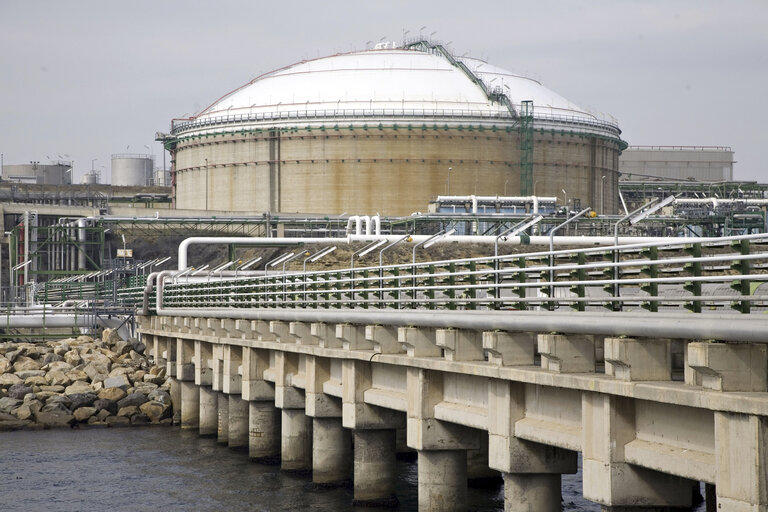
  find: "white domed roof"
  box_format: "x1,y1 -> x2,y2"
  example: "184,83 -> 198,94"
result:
176,46 -> 620,139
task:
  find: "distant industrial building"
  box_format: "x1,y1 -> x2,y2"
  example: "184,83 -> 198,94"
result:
619,146 -> 734,182
2,161 -> 72,185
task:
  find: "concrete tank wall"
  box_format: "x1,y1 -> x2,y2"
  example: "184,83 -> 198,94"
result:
111,155 -> 153,186
172,127 -> 621,215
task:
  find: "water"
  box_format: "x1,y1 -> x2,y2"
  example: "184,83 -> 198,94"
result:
0,427 -> 691,511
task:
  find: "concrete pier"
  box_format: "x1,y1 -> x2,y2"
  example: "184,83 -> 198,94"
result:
249,401 -> 281,463
198,386 -> 217,437
418,449 -> 467,511
311,417 -> 351,486
228,395 -> 249,451
217,392 -> 229,445
281,409 -> 312,473
353,429 -> 398,506
179,381 -> 199,429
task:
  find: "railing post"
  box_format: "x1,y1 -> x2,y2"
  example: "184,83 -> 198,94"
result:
640,246 -> 659,312
683,243 -> 702,313
730,239 -> 751,314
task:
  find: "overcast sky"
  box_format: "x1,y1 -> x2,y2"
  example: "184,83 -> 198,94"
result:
1,0 -> 766,184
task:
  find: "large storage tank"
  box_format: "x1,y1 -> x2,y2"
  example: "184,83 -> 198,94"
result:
167,41 -> 626,215
111,154 -> 153,186
2,162 -> 72,185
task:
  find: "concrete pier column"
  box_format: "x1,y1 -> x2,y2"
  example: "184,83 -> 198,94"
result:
169,377 -> 182,424
180,380 -> 200,429
418,449 -> 467,512
488,379 -> 576,511
198,386 -> 217,437
217,392 -> 229,445
582,392 -> 692,509
281,409 -> 312,473
503,473 -> 561,512
312,417 -> 352,486
249,401 -> 281,464
228,395 -> 249,451
353,429 -> 398,506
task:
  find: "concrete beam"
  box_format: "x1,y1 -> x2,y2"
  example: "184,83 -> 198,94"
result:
538,334 -> 596,373
241,346 -> 274,401
342,359 -> 404,430
482,331 -> 536,366
715,412 -> 768,509
337,323 -> 373,351
194,340 -> 212,386
305,356 -> 342,418
176,338 -> 195,382
688,342 -> 768,392
222,345 -> 242,395
399,326 -> 442,358
311,322 -> 341,348
436,328 -> 484,362
407,367 -> 479,451
289,321 -> 314,345
365,324 -> 401,354
604,337 -> 672,382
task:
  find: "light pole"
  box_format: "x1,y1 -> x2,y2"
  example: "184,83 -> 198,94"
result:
447,167 -> 452,195
601,175 -> 606,215
533,180 -> 539,196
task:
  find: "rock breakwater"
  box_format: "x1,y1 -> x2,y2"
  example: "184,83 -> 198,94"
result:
0,329 -> 172,430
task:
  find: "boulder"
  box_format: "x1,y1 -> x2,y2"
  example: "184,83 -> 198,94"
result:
0,357 -> 10,374
35,411 -> 74,427
98,387 -> 127,402
7,383 -> 33,400
46,370 -> 71,387
0,373 -> 22,386
4,349 -> 22,364
14,401 -> 42,421
140,401 -> 171,423
96,409 -> 112,421
117,393 -> 148,409
147,389 -> 171,406
45,361 -> 74,373
93,398 -> 118,415
39,385 -> 65,394
68,392 -> 98,410
65,369 -> 89,382
131,413 -> 151,425
105,415 -> 130,427
64,381 -> 93,395
113,340 -> 131,356
131,340 -> 146,355
16,369 -> 46,380
102,328 -> 122,346
103,375 -> 130,390
64,351 -> 82,367
0,411 -> 32,431
41,352 -> 64,365
24,375 -> 49,387
0,396 -> 22,413
40,402 -> 72,415
13,356 -> 42,372
45,394 -> 72,407
132,382 -> 158,396
117,405 -> 140,418
73,407 -> 97,422
82,352 -> 112,369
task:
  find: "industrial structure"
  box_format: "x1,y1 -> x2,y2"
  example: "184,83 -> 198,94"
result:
111,153 -> 155,187
619,146 -> 734,183
163,40 -> 626,216
1,161 -> 72,185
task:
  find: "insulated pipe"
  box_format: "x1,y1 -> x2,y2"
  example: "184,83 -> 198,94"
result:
176,234 -> 728,271
361,216 -> 371,236
77,218 -> 87,270
371,215 -> 381,236
151,293 -> 768,344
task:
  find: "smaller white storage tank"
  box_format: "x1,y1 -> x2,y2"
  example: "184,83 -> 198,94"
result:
80,171 -> 100,184
111,154 -> 153,186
